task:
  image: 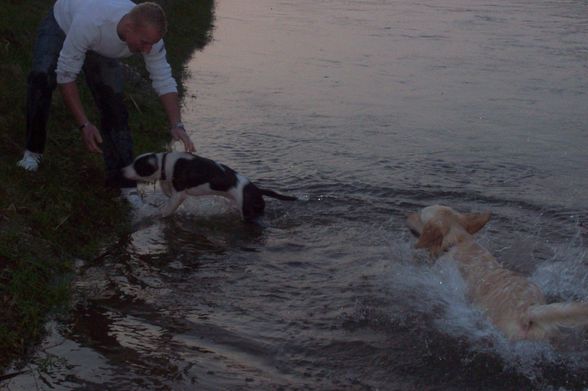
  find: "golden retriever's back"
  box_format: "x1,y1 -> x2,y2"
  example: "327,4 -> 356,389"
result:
446,238 -> 546,339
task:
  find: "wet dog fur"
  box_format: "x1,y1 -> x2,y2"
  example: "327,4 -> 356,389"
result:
406,204 -> 588,341
123,152 -> 296,223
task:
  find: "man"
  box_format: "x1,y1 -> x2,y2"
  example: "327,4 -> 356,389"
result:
17,0 -> 195,208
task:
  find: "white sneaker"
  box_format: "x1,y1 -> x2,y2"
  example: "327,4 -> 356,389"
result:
120,188 -> 144,210
17,150 -> 42,172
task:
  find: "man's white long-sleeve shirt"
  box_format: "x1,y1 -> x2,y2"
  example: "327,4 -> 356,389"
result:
53,0 -> 177,96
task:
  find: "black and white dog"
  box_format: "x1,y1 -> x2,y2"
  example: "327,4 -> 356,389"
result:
122,152 -> 297,222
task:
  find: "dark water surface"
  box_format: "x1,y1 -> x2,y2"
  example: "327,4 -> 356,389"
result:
6,0 -> 588,390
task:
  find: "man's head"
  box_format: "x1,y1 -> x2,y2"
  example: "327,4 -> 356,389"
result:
122,2 -> 167,54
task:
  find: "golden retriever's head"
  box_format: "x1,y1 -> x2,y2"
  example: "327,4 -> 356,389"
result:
407,205 -> 490,257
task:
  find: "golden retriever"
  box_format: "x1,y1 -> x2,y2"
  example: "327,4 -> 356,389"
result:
406,204 -> 588,341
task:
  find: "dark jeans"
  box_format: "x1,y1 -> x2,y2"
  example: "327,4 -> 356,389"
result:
26,10 -> 135,189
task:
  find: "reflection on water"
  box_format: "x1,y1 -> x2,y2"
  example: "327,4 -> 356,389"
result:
5,0 -> 588,389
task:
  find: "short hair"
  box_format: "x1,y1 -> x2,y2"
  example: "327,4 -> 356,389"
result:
129,2 -> 168,36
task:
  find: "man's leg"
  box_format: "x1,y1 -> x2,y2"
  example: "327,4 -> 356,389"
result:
83,52 -> 132,187
82,52 -> 143,208
19,11 -> 65,171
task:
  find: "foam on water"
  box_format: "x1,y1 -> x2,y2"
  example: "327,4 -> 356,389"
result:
531,228 -> 588,302
131,186 -> 241,225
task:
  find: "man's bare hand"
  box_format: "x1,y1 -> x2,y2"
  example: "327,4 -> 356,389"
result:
171,126 -> 196,152
81,123 -> 103,153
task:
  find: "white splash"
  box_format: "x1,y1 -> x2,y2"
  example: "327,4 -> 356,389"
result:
531,230 -> 588,301
132,187 -> 239,224
381,232 -> 588,381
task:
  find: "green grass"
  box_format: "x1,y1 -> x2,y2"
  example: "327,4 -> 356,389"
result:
0,0 -> 214,370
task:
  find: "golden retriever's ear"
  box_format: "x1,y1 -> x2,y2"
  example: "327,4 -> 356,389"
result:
415,221 -> 444,256
406,212 -> 423,236
460,212 -> 491,235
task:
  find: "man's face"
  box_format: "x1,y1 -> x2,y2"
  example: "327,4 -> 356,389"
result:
126,24 -> 162,54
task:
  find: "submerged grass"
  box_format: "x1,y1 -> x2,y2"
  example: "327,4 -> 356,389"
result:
0,0 -> 214,371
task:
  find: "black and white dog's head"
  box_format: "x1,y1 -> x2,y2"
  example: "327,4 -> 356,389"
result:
122,152 -> 165,182
122,152 -> 297,223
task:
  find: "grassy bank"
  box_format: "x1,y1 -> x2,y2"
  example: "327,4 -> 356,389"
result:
0,0 -> 214,371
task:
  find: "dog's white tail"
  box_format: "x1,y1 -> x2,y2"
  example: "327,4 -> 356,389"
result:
526,302 -> 588,337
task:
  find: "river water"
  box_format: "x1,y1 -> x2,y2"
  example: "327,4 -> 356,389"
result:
5,0 -> 588,390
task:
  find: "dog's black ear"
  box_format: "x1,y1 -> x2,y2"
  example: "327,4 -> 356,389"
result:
134,153 -> 159,177
259,188 -> 297,201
